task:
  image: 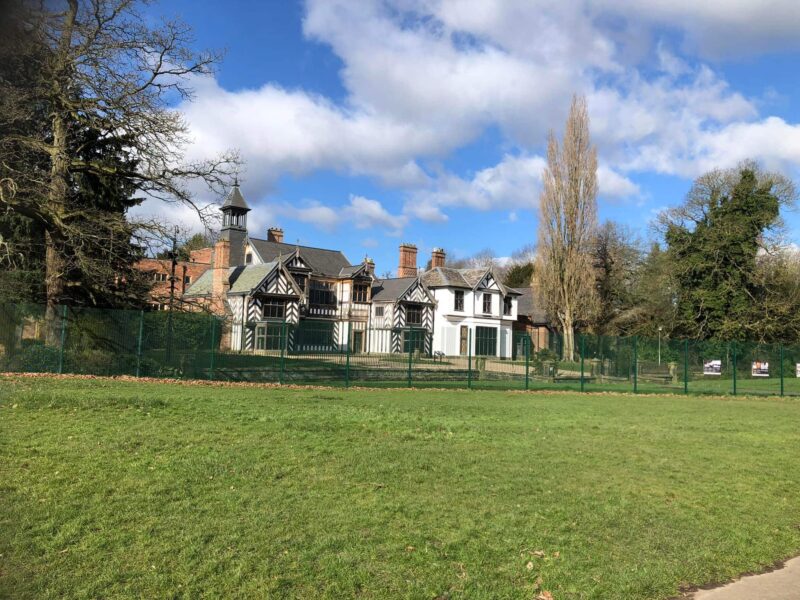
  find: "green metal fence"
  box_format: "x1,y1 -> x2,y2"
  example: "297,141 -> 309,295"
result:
2,302 -> 800,396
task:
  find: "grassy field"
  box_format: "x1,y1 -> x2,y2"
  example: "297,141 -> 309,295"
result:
1,376 -> 799,599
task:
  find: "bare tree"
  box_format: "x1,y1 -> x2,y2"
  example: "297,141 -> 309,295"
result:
0,0 -> 239,341
535,95 -> 598,360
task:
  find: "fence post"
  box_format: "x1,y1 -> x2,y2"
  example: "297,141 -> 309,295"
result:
407,329 -> 413,388
580,333 -> 585,392
279,320 -> 287,385
525,335 -> 530,391
208,315 -> 216,381
632,335 -> 638,393
345,320 -> 352,388
135,310 -> 144,377
780,343 -> 784,397
732,342 -> 737,396
467,328 -> 472,389
683,339 -> 689,395
57,304 -> 67,374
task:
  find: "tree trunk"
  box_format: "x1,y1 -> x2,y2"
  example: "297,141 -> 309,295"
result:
44,0 -> 77,345
44,231 -> 66,345
561,314 -> 575,362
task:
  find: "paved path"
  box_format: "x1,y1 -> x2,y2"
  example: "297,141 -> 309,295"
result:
692,556 -> 800,599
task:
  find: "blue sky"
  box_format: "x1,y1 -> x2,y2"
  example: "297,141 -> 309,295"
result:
137,0 -> 800,273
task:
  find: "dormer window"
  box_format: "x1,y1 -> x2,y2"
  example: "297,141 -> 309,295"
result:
353,283 -> 368,303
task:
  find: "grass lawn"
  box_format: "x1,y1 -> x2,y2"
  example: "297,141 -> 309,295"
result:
1,376 -> 799,599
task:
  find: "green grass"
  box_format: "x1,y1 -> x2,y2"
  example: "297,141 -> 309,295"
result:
2,377 -> 800,599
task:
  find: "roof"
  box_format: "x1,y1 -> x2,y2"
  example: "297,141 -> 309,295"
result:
339,264 -> 368,277
227,262 -> 280,295
221,184 -> 250,211
183,269 -> 213,297
511,287 -> 548,323
371,277 -> 418,302
183,262 -> 295,297
249,238 -> 350,277
422,266 -> 521,296
421,267 -> 470,288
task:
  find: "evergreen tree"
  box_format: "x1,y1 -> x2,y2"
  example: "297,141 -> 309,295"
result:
665,168 -> 783,340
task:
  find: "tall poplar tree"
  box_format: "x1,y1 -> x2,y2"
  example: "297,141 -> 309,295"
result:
535,95 -> 598,360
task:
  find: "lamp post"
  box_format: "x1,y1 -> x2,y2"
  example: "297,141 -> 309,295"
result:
658,326 -> 663,366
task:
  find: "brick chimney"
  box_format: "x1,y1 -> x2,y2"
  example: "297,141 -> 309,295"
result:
267,227 -> 284,243
431,247 -> 446,269
398,243 -> 417,278
210,238 -> 231,313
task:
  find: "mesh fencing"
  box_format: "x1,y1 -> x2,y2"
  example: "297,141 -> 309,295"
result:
2,302 -> 799,396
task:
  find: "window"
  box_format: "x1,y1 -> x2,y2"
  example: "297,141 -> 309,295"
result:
403,329 -> 426,353
184,275 -> 192,285
482,293 -> 492,314
475,326 -> 497,356
309,281 -> 336,306
353,283 -> 369,303
405,304 -> 422,325
375,306 -> 384,317
245,253 -> 253,264
296,320 -> 335,350
454,290 -> 464,311
255,323 -> 284,350
293,274 -> 307,293
153,272 -> 167,282
503,296 -> 512,316
262,298 -> 286,320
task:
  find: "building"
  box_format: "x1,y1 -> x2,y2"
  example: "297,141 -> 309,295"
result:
135,248 -> 212,311
511,286 -> 552,354
183,183 -> 434,353
412,247 -> 521,358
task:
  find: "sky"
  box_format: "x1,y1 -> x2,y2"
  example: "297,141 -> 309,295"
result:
134,0 -> 800,274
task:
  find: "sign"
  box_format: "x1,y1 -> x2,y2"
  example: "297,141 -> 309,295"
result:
703,359 -> 722,376
751,361 -> 769,377
796,363 -> 800,378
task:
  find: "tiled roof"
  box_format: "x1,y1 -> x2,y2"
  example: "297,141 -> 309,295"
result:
339,264 -> 366,277
371,277 -> 417,302
249,238 -> 350,277
183,262 -> 294,297
228,262 -> 280,294
183,269 -> 213,297
421,267 -> 470,288
422,266 -> 521,296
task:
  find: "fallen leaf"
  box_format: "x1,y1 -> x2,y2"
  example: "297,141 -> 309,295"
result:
532,550 -> 545,557
536,591 -> 554,600
553,551 -> 560,558
526,561 -> 534,570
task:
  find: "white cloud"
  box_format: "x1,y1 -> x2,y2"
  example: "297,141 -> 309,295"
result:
344,195 -> 408,235
271,195 -> 407,235
163,0 -> 800,229
597,165 -> 640,198
406,154 -> 546,220
597,0 -> 800,58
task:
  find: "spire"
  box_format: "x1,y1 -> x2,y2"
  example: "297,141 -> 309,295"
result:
221,180 -> 250,212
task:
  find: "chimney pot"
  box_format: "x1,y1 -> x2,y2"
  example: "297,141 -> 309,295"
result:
267,227 -> 284,243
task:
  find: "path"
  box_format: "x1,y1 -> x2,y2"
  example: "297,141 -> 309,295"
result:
692,556 -> 800,599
